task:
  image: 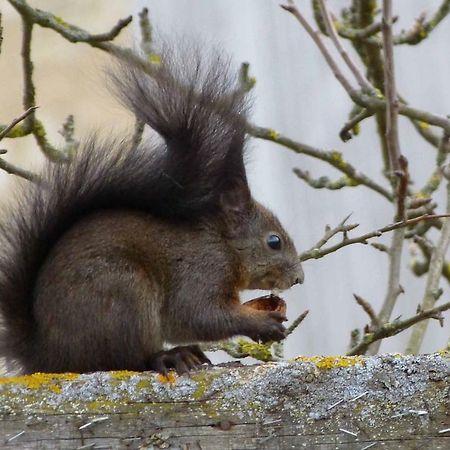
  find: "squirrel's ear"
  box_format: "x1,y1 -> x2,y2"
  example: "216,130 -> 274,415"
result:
219,180 -> 251,234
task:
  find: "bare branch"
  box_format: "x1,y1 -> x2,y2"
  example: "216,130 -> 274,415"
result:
347,301 -> 450,356
282,2 -> 450,134
280,2 -> 357,96
83,15 -> 132,42
339,108 -> 374,142
382,0 -> 406,220
365,1 -> 408,356
300,214 -> 450,262
312,214 -> 357,249
353,294 -> 381,330
317,0 -> 374,93
0,156 -> 40,182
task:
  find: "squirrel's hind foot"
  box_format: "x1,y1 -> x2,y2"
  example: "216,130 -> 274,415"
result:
148,345 -> 211,375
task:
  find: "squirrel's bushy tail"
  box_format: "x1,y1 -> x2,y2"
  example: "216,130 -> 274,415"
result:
0,44 -> 251,370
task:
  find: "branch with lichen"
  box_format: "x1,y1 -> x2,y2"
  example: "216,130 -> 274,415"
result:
410,237 -> 450,284
8,0 -> 131,45
405,174 -> 450,354
282,1 -> 450,135
203,310 -> 309,362
0,108 -> 40,181
300,214 -> 450,262
394,0 -> 450,46
1,0 -> 138,163
348,300 -> 450,356
318,0 -> 450,47
248,124 -> 393,200
419,133 -> 450,196
293,168 -> 361,190
339,107 -> 374,142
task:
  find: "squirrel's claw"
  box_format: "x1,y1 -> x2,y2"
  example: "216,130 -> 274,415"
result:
148,345 -> 211,376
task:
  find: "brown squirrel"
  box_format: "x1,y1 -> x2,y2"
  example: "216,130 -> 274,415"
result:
0,46 -> 304,375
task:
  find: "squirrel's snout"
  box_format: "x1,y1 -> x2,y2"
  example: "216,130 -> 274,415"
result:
293,265 -> 305,285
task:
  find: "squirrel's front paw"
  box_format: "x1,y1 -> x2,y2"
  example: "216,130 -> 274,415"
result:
148,345 -> 211,375
248,311 -> 287,343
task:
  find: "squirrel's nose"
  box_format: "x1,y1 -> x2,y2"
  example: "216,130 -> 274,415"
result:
294,266 -> 305,285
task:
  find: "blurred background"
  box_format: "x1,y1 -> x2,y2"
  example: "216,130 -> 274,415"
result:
1,0 -> 449,361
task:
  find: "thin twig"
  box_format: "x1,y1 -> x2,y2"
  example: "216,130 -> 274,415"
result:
312,214 -> 356,249
317,0 -> 374,93
0,157 -> 40,182
367,227 -> 405,356
300,214 -> 450,262
394,0 -> 450,45
0,106 -> 37,141
353,294 -> 381,329
347,300 -> 450,356
83,16 -> 132,42
281,1 -> 357,96
293,168 -> 361,190
339,108 -> 374,142
286,309 -> 309,336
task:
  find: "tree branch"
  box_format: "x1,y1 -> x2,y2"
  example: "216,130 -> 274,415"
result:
8,0 -> 132,44
394,0 -> 450,45
282,1 -> 450,134
248,124 -> 393,201
0,157 -> 40,182
317,0 -> 374,93
348,301 -> 450,356
300,214 -> 450,262
0,106 -> 37,141
405,176 -> 450,354
339,108 -> 374,142
293,168 -> 361,190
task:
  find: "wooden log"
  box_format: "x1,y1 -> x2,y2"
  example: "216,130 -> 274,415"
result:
0,353 -> 449,449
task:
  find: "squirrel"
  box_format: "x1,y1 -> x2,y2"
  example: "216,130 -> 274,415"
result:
0,45 -> 304,375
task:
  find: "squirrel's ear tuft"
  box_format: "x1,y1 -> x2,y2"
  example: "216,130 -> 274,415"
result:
219,181 -> 252,236
220,180 -> 251,214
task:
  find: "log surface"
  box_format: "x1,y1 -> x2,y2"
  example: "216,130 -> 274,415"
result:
0,353 -> 449,449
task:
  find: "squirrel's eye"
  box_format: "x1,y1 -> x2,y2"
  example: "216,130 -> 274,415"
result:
267,234 -> 282,250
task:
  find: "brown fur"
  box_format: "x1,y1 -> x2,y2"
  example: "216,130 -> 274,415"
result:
0,45 -> 303,374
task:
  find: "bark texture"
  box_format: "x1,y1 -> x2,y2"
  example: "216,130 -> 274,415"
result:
0,353 -> 449,449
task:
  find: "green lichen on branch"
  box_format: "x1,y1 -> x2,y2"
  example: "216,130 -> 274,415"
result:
248,123 -> 393,200
294,168 -> 361,190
